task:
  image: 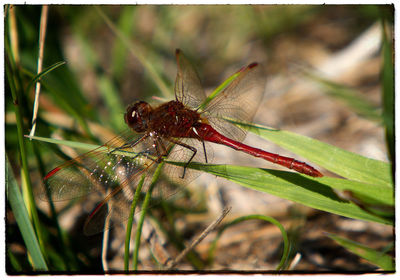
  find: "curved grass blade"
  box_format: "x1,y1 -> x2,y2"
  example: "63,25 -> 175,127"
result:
302,70 -> 381,122
326,233 -> 394,270
25,61 -> 66,95
198,68 -> 242,111
20,72 -> 96,140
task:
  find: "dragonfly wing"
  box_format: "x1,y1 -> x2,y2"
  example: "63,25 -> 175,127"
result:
42,129 -> 143,201
40,130 -> 154,201
76,133 -> 161,235
175,49 -> 206,109
43,129 -> 159,231
82,164 -> 157,235
203,63 -> 266,142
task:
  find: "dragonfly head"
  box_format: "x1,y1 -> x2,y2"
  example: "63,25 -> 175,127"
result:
125,101 -> 152,133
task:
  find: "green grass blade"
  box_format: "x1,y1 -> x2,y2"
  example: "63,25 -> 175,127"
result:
6,157 -> 48,271
124,174 -> 146,271
198,70 -> 242,111
132,162 -> 165,270
27,135 -> 102,151
183,163 -> 392,225
303,70 -> 381,122
7,250 -> 23,272
97,76 -> 125,131
233,121 -> 392,187
25,61 -> 66,94
27,135 -> 146,160
326,233 -> 394,270
111,6 -> 136,78
6,55 -> 47,261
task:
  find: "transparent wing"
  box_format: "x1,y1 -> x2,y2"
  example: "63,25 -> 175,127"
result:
202,63 -> 265,142
43,130 -> 167,234
43,130 -> 152,201
174,49 -> 206,109
82,160 -> 158,235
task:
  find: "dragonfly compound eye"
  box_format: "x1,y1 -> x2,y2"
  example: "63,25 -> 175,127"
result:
125,101 -> 151,132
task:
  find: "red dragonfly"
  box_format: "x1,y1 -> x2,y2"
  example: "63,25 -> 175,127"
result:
44,49 -> 322,235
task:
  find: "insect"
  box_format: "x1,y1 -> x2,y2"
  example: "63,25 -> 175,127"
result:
43,49 -> 322,235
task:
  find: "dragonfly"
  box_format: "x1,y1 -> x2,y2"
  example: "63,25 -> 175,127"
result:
43,49 -> 323,235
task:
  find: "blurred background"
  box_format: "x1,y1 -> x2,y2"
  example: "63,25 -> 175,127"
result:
5,5 -> 394,273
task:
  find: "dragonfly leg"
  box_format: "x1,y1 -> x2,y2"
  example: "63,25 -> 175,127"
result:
202,140 -> 208,163
170,139 -> 197,179
154,138 -> 169,163
108,135 -> 147,155
132,138 -> 166,163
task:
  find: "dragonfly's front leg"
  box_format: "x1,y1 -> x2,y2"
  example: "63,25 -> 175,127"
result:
108,135 -> 147,155
108,135 -> 161,164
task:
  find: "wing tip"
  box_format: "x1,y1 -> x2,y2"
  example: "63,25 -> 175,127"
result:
236,62 -> 259,74
248,62 -> 258,69
44,167 -> 61,181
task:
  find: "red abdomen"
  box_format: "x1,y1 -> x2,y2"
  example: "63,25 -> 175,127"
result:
194,123 -> 323,177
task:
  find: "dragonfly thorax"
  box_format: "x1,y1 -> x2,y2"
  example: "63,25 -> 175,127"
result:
148,100 -> 201,138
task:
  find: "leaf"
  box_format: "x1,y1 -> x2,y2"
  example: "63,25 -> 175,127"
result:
6,157 -> 48,271
27,135 -> 102,151
198,68 -> 242,111
326,233 -> 394,270
302,70 -> 381,122
184,163 -> 392,226
27,135 -> 145,160
25,61 -> 66,94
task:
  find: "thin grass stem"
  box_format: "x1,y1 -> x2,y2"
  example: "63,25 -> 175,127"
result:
29,5 -> 48,137
124,174 -> 146,271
